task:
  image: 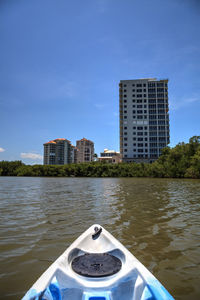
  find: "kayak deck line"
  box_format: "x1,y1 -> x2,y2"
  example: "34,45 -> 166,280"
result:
22,224 -> 174,300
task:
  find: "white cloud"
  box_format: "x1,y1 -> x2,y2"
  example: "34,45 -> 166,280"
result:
20,153 -> 43,160
96,0 -> 109,13
94,103 -> 106,109
170,96 -> 200,111
0,147 -> 5,152
57,81 -> 79,99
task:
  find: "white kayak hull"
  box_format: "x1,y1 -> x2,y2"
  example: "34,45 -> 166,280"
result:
22,224 -> 174,300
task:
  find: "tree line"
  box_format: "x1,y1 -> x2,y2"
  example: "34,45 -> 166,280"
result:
0,136 -> 200,179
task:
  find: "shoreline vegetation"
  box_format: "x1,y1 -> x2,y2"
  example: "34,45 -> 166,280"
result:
1,136 -> 200,179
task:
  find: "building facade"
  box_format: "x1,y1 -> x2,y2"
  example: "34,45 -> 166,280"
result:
43,138 -> 73,165
99,149 -> 121,163
119,78 -> 170,162
76,138 -> 94,163
71,145 -> 78,164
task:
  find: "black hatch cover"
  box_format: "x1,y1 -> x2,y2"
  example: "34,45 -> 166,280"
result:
71,253 -> 122,277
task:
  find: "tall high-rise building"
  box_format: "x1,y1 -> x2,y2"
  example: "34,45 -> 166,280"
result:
119,78 -> 170,162
76,138 -> 94,163
43,138 -> 73,165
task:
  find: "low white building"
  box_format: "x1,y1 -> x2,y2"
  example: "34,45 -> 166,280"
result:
99,149 -> 121,164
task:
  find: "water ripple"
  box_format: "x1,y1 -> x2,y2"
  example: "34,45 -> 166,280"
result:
0,177 -> 200,300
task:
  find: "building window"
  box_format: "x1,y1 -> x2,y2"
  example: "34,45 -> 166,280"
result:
148,88 -> 156,93
158,121 -> 165,125
149,104 -> 156,109
157,93 -> 164,98
149,120 -> 157,125
148,82 -> 155,87
149,110 -> 157,114
158,104 -> 164,109
148,94 -> 156,98
149,115 -> 157,119
137,84 -> 142,87
157,83 -> 164,87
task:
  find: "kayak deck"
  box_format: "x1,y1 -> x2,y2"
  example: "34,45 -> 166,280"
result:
22,224 -> 174,300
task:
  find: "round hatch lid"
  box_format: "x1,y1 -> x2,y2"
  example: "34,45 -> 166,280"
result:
71,253 -> 122,277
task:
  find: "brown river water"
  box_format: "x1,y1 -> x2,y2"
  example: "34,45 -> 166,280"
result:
0,176 -> 200,299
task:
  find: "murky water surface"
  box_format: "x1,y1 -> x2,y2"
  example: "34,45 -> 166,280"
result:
0,177 -> 200,299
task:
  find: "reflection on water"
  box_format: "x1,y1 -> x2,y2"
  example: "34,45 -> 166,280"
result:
0,177 -> 200,299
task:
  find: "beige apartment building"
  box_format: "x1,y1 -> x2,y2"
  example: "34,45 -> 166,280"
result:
76,138 -> 94,163
43,138 -> 74,165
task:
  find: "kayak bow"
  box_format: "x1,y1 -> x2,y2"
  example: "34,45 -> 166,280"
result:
22,224 -> 174,300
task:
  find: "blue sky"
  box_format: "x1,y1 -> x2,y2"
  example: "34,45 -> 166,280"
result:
0,0 -> 200,164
